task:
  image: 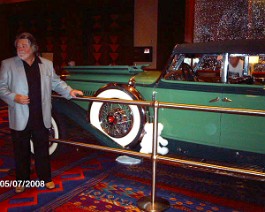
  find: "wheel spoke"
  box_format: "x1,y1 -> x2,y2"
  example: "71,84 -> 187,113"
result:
99,103 -> 133,138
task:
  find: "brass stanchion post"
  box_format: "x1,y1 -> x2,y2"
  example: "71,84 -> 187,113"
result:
137,101 -> 170,211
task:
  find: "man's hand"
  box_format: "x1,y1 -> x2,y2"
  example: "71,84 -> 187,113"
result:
70,89 -> 84,97
14,94 -> 30,104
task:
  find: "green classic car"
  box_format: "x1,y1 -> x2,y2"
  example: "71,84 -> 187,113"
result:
51,39 -> 265,166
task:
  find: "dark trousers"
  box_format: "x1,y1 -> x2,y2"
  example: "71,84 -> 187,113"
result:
11,124 -> 51,183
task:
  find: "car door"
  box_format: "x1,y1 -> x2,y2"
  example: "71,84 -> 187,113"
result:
220,83 -> 265,154
156,79 -> 223,146
220,54 -> 265,155
156,53 -> 225,147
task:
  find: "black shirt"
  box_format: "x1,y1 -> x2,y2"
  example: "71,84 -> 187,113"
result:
23,57 -> 44,129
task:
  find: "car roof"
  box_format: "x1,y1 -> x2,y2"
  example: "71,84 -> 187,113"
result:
173,39 -> 265,54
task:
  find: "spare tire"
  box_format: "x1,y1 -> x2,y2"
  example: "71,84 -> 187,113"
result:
89,84 -> 145,148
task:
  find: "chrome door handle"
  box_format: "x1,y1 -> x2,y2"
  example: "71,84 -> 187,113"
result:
209,97 -> 220,103
222,97 -> 232,102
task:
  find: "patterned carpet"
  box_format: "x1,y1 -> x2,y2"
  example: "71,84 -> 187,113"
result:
0,100 -> 265,212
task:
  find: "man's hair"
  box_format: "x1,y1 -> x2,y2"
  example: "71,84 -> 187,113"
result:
14,32 -> 39,55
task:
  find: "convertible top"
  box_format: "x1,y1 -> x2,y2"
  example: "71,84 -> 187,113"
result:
173,39 -> 265,54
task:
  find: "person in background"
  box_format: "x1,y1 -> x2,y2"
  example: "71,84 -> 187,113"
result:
228,56 -> 244,77
0,32 -> 83,193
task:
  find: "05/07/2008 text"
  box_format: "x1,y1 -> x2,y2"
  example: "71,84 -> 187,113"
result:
0,180 -> 45,188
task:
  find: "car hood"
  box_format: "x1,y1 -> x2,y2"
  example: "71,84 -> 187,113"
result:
62,65 -> 161,85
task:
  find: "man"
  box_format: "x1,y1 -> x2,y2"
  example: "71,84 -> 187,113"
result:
0,32 -> 83,193
228,56 -> 244,77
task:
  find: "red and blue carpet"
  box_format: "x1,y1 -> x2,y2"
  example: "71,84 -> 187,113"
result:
0,101 -> 264,211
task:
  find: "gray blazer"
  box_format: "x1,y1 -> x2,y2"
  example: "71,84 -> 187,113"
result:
0,56 -> 72,130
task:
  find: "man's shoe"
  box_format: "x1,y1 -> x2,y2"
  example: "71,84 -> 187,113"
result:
45,181 -> 55,189
15,186 -> 25,193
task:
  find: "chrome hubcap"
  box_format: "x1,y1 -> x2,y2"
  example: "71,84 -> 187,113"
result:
99,103 -> 133,138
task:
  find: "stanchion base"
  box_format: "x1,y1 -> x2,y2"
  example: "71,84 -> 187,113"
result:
137,196 -> 170,212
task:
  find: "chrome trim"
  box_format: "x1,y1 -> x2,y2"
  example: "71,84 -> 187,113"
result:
222,97 -> 232,102
209,97 -> 220,103
221,53 -> 229,83
128,76 -> 136,87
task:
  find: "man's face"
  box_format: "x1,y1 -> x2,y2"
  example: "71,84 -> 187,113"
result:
16,39 -> 34,61
229,57 -> 240,68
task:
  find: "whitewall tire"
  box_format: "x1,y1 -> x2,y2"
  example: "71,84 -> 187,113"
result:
30,117 -> 59,155
90,88 -> 144,147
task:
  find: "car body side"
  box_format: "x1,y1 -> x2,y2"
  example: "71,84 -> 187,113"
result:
54,39 -> 265,161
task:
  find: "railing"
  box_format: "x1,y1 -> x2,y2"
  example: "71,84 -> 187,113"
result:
52,95 -> 265,211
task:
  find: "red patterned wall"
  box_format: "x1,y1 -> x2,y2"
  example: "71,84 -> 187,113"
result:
5,1 -> 134,71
